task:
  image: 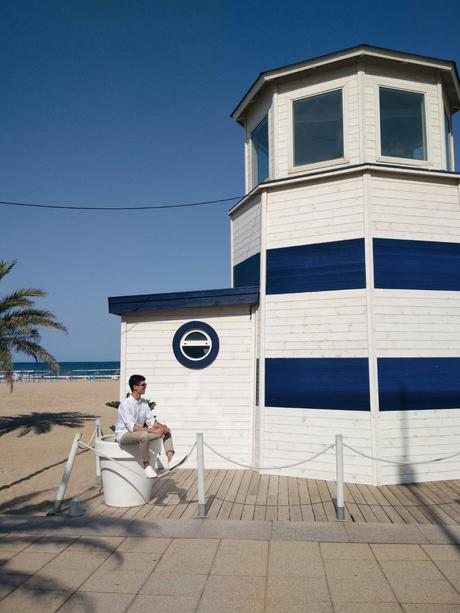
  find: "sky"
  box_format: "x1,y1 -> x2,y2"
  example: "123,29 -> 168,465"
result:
1,0 -> 459,362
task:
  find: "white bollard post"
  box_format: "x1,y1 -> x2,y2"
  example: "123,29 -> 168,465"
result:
196,432 -> 207,518
50,433 -> 82,515
335,434 -> 345,521
95,418 -> 102,486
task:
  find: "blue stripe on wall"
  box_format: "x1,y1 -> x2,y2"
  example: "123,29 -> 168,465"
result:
378,357 -> 460,411
374,238 -> 460,291
265,358 -> 370,410
266,239 -> 366,295
233,253 -> 260,287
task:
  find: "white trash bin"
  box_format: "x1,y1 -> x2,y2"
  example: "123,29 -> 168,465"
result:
95,434 -> 162,507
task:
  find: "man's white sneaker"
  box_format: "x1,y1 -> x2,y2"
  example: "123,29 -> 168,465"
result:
144,465 -> 158,478
167,455 -> 188,471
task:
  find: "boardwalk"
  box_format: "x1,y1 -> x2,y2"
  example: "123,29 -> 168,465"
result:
79,469 -> 460,525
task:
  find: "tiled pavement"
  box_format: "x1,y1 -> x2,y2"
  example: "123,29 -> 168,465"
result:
0,516 -> 460,612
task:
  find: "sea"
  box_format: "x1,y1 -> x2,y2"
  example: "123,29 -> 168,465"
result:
8,361 -> 120,380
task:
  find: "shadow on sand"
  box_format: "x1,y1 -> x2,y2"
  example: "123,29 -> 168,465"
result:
0,411 -> 95,437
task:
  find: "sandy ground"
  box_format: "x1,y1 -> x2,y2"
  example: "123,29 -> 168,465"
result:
0,379 -> 119,514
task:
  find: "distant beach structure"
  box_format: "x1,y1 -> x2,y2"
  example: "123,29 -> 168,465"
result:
1,361 -> 120,381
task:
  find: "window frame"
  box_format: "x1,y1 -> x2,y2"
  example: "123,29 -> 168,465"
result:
172,321 -> 220,369
376,83 -> 430,166
288,84 -> 348,174
251,115 -> 269,187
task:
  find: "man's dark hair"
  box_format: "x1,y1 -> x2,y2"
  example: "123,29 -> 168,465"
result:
128,374 -> 146,391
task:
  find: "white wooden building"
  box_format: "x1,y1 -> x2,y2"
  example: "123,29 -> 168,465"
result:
109,45 -> 460,485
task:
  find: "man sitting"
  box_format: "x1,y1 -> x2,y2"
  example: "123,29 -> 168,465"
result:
115,374 -> 186,478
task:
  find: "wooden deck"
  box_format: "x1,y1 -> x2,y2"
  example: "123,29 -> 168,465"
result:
79,469 -> 460,525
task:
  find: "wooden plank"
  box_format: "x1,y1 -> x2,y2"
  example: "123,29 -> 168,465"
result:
277,475 -> 290,520
157,469 -> 196,518
312,502 -> 328,522
217,471 -> 245,520
345,501 -> 366,523
347,483 -> 367,505
167,469 -> 200,519
180,469 -> 225,519
357,504 -> 379,523
265,475 -> 279,520
356,484 -> 380,506
229,470 -> 254,519
288,477 -> 302,521
307,479 -> 322,505
368,485 -> 393,506
241,471 -> 260,520
379,504 -> 406,524
369,505 -> 393,523
208,471 -> 236,519
297,478 -> 315,521
254,474 -> 270,520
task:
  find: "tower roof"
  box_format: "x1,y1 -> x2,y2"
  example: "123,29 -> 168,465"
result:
231,44 -> 460,124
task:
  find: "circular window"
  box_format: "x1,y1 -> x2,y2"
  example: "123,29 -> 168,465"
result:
173,321 -> 219,369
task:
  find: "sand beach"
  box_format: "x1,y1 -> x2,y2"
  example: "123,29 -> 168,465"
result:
0,379 -> 119,514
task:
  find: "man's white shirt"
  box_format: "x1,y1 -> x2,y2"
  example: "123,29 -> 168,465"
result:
115,395 -> 156,441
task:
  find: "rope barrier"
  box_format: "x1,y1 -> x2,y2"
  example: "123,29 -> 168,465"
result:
343,443 -> 460,466
203,441 -> 336,470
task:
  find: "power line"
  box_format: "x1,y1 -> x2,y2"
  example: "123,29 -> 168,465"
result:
0,195 -> 243,211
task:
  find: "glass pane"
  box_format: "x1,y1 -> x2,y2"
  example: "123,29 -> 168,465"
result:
251,116 -> 268,185
183,345 -> 210,359
184,331 -> 208,342
380,88 -> 426,160
293,89 -> 343,166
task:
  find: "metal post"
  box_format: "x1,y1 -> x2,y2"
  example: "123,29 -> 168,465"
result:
95,418 -> 102,486
50,433 -> 82,515
196,432 -> 207,518
335,434 -> 345,521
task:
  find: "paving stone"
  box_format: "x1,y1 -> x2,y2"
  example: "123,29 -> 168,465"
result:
380,560 -> 445,582
0,536 -> 39,553
371,544 -> 429,561
434,560 -> 460,591
402,605 -> 460,612
345,524 -> 426,544
23,536 -> 76,553
197,595 -> 266,613
272,521 -> 347,542
389,578 -> 460,604
202,575 -> 266,600
324,559 -> 396,603
79,552 -> 160,593
140,572 -> 207,596
67,536 -> 124,552
0,551 -> 18,566
59,591 -> 134,612
266,575 -> 330,611
421,545 -> 460,560
45,549 -> 110,570
269,540 -> 324,576
0,572 -> 31,599
128,594 -> 200,612
0,587 -> 71,612
154,539 -> 218,575
418,525 -> 460,544
21,566 -> 94,591
211,539 -> 268,576
136,519 -> 206,538
117,537 -> 171,554
197,520 -> 271,540
2,551 -> 55,574
321,543 -> 374,560
334,604 -> 403,613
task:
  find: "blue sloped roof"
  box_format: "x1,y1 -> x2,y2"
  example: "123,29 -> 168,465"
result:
108,286 -> 260,315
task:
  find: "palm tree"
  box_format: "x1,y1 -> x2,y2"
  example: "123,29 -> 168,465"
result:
0,260 -> 67,389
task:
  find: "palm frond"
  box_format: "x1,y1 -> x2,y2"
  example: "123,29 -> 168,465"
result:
0,260 -> 16,281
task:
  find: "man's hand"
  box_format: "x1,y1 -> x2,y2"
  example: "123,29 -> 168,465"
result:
148,425 -> 167,435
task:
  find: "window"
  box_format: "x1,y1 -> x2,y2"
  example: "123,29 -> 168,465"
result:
293,89 -> 343,167
172,321 -> 219,369
180,330 -> 211,360
251,116 -> 269,186
379,88 -> 426,160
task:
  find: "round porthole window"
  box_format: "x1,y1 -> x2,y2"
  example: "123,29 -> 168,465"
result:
173,321 -> 219,369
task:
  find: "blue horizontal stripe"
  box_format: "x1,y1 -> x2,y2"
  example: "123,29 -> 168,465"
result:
374,238 -> 460,291
378,357 -> 460,410
265,358 -> 370,410
233,253 -> 260,287
266,239 -> 366,294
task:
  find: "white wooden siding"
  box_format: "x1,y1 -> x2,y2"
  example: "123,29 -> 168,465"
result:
231,195 -> 261,267
369,174 -> 460,242
374,289 -> 460,356
265,290 -> 368,357
263,408 -> 373,483
266,175 -> 365,250
122,305 -> 255,469
377,410 -> 460,483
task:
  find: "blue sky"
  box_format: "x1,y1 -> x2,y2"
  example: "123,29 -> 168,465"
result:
2,0 -> 459,361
